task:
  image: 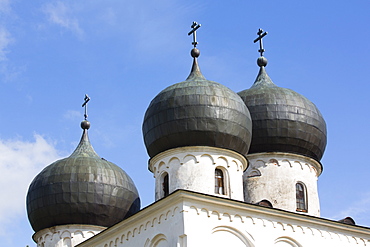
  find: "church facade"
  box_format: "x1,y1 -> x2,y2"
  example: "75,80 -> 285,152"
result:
26,25 -> 370,247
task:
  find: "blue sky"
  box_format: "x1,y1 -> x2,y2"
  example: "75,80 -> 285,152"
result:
1,0 -> 370,246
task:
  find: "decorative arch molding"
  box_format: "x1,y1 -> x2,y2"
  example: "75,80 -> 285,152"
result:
152,217 -> 158,227
200,153 -> 215,165
151,147 -> 246,201
120,234 -> 125,243
254,159 -> 266,168
274,236 -> 302,247
165,209 -> 172,220
296,225 -> 304,234
60,230 -> 72,239
234,214 -> 244,223
286,224 -> 295,233
145,220 -> 151,230
211,210 -> 221,220
73,230 -> 83,238
223,213 -> 232,222
232,160 -> 243,172
126,230 -> 133,241
281,159 -> 292,167
34,225 -> 104,247
139,224 -> 144,234
159,213 -> 166,223
217,156 -> 228,167
168,157 -> 181,166
245,216 -> 255,225
63,237 -> 71,247
144,238 -> 150,247
247,168 -> 261,178
149,146 -> 248,173
200,208 -> 210,217
294,161 -> 304,170
108,240 -> 114,247
149,234 -> 168,247
189,206 -> 199,215
183,154 -> 198,165
276,222 -> 285,230
157,161 -> 166,172
268,159 -> 279,166
246,153 -> 322,176
43,233 -> 52,242
92,205 -> 183,246
212,226 -> 255,247
359,238 -> 367,245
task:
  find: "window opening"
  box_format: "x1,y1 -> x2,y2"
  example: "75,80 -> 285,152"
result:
163,173 -> 169,197
215,169 -> 225,195
296,182 -> 307,212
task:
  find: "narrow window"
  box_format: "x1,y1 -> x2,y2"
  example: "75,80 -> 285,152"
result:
215,169 -> 225,195
162,173 -> 169,197
296,182 -> 307,212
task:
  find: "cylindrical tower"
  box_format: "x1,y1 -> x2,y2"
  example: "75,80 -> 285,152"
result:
142,23 -> 252,201
238,29 -> 327,216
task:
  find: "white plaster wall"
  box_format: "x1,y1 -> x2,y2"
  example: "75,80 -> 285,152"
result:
149,146 -> 247,201
243,153 -> 322,216
77,202 -> 186,247
76,191 -> 370,247
33,225 -> 105,247
182,199 -> 369,247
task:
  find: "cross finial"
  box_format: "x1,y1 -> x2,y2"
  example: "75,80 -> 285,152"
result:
253,28 -> 268,57
82,94 -> 90,120
188,21 -> 201,48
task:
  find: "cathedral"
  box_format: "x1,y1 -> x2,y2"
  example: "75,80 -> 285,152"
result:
26,24 -> 370,246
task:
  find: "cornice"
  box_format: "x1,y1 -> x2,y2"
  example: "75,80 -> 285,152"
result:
247,152 -> 323,176
149,146 -> 248,172
176,190 -> 369,236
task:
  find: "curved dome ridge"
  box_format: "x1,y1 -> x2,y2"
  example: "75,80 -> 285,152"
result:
69,129 -> 99,158
143,52 -> 252,158
238,62 -> 327,162
251,66 -> 277,89
27,125 -> 141,232
186,57 -> 206,81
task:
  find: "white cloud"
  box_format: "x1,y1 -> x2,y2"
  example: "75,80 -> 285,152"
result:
0,134 -> 61,236
0,0 -> 18,82
0,0 -> 13,62
99,7 -> 116,26
42,1 -> 84,38
0,26 -> 12,61
63,109 -> 82,121
0,0 -> 10,14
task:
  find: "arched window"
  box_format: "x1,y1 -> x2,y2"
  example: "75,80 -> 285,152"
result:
162,173 -> 169,197
215,169 -> 225,195
296,182 -> 307,212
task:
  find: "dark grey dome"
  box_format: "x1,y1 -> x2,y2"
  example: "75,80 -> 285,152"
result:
238,64 -> 327,161
26,126 -> 140,232
143,54 -> 252,158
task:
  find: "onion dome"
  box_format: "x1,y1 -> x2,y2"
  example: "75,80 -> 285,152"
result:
142,46 -> 252,158
26,120 -> 140,232
238,54 -> 327,161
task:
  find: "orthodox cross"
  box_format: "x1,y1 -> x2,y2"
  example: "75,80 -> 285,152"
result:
253,28 -> 268,56
82,94 -> 90,120
188,21 -> 201,48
